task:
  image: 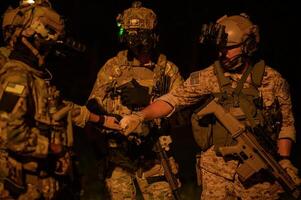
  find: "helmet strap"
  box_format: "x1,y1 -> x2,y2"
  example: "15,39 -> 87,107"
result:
21,36 -> 44,66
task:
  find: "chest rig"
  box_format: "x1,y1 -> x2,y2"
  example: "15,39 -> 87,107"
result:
0,60 -> 73,149
103,52 -> 172,170
105,51 -> 169,117
31,73 -> 73,148
192,60 -> 266,152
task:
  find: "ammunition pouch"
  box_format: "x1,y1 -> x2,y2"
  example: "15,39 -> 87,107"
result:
191,112 -> 236,152
0,152 -> 25,197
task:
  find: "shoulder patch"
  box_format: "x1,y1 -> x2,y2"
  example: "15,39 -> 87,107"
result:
0,82 -> 25,113
189,71 -> 201,85
5,83 -> 25,95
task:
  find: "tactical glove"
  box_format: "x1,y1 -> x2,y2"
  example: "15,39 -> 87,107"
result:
98,115 -> 122,131
279,159 -> 301,186
119,79 -> 151,108
120,112 -> 145,136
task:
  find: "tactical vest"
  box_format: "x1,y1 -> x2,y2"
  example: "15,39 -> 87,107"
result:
191,60 -> 267,152
102,51 -> 171,171
104,51 -> 169,134
0,60 -> 73,190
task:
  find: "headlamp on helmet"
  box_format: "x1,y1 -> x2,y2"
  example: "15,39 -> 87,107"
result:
19,0 -> 51,7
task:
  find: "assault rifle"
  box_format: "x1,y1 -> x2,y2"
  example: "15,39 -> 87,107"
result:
152,70 -> 181,200
152,135 -> 181,200
194,96 -> 300,199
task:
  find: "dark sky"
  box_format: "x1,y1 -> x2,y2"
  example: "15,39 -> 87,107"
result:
1,0 -> 300,199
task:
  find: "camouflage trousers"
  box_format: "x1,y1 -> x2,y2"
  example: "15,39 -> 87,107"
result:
0,176 -> 59,200
105,165 -> 174,200
0,151 -> 59,199
197,146 -> 283,200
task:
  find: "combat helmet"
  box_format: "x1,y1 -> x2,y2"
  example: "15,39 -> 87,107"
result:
116,1 -> 157,31
115,1 -> 159,55
211,13 -> 260,71
2,0 -> 64,66
217,13 -> 260,56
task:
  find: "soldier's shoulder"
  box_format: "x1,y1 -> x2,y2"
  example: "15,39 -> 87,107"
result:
153,53 -> 179,76
165,60 -> 180,75
1,60 -> 31,83
263,65 -> 285,81
0,46 -> 11,58
102,50 -> 128,70
201,65 -> 215,76
190,65 -> 215,78
187,65 -> 214,86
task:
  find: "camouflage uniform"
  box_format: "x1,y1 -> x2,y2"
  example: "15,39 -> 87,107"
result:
158,63 -> 295,200
0,2 -> 89,199
0,58 -> 89,199
90,50 -> 183,199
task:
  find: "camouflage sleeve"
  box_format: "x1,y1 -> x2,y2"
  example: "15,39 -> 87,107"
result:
157,70 -> 211,114
0,70 -> 49,158
60,101 -> 90,128
274,76 -> 296,142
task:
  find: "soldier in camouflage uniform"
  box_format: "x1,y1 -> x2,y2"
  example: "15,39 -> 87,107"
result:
120,14 -> 301,199
0,1 -> 121,199
88,1 -> 183,199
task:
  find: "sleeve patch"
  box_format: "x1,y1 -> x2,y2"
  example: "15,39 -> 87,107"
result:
5,83 -> 25,95
0,83 -> 25,113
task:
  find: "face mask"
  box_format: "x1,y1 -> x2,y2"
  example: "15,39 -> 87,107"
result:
123,29 -> 156,56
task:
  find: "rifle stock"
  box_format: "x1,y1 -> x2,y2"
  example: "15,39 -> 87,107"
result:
195,97 -> 300,199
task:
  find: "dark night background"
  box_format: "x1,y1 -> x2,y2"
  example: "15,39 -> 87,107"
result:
1,0 -> 300,199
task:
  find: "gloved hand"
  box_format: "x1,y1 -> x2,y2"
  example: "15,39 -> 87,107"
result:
120,112 -> 145,136
118,79 -> 151,108
279,159 -> 301,186
98,115 -> 122,131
